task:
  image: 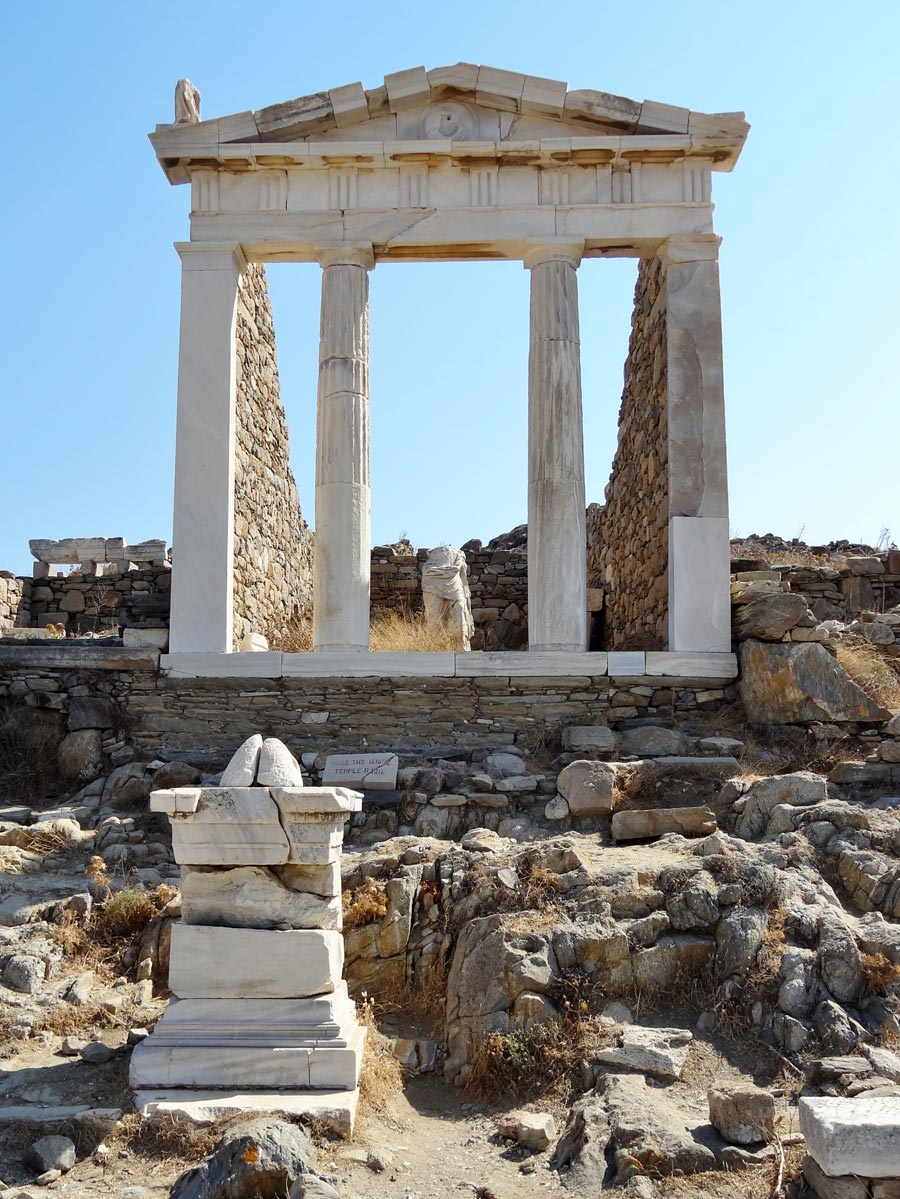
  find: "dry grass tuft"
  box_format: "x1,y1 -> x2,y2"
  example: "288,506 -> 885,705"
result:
114,1112 -> 222,1163
53,884 -> 177,976
276,612 -> 314,653
0,704 -> 63,803
357,996 -> 405,1120
342,877 -> 389,931
835,636 -> 900,708
31,1000 -> 124,1039
861,952 -> 900,992
370,610 -> 462,652
274,609 -> 464,653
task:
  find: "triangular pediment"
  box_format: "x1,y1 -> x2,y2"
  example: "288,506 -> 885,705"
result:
150,63 -> 748,182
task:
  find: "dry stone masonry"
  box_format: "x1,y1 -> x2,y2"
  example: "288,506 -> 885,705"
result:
232,264 -> 313,649
131,734 -> 365,1133
591,257 -> 669,650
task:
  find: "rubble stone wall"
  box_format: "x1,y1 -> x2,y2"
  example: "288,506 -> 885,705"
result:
12,565 -> 171,633
370,544 -> 528,650
232,264 -> 314,648
0,575 -> 25,630
591,258 -> 669,650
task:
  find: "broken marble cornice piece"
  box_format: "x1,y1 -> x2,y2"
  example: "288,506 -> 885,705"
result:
256,738 -> 305,787
168,788 -> 290,866
270,787 -> 362,814
219,734 -> 263,787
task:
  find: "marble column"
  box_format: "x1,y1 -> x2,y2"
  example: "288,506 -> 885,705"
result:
169,243 -> 245,655
313,245 -> 374,652
524,241 -> 587,653
660,235 -> 731,652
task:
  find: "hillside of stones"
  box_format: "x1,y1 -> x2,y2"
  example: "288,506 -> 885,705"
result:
0,702 -> 899,1193
0,539 -> 899,1194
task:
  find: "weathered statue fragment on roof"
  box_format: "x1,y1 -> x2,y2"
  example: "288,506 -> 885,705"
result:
422,545 -> 474,651
174,78 -> 201,124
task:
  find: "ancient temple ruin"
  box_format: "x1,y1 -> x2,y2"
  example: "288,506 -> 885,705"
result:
150,64 -> 748,680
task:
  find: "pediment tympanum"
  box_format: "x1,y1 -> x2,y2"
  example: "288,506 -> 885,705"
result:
150,63 -> 748,185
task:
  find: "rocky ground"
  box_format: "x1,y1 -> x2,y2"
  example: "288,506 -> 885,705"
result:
0,724 -> 898,1197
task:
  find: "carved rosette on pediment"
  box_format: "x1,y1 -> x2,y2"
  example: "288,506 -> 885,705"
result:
419,101 -> 479,140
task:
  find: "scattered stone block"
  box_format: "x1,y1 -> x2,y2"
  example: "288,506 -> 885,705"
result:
612,806 -> 716,841
496,1110 -> 557,1151
562,726 -> 614,753
595,1025 -> 692,1079
708,1085 -> 774,1145
800,1096 -> 900,1178
557,760 -> 616,816
28,1135 -> 75,1173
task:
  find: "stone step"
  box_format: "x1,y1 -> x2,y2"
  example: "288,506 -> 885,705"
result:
611,806 -> 717,842
134,1088 -> 359,1137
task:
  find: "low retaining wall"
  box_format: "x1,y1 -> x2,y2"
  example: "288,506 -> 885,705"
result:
0,646 -> 737,766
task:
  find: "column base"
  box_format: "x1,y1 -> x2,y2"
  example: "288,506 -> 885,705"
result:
529,643 -> 586,653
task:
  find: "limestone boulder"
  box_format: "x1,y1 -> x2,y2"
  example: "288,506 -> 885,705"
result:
716,906 -> 768,978
734,593 -> 809,640
708,1085 -> 774,1145
169,1116 -> 323,1199
735,771 -> 828,840
601,1072 -> 717,1179
57,729 -> 104,781
257,738 -> 304,787
740,641 -> 890,724
631,934 -> 715,991
562,725 -> 614,754
557,760 -> 616,817
620,726 -> 690,757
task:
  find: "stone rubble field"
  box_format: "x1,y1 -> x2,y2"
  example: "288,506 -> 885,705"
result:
0,722 -> 898,1197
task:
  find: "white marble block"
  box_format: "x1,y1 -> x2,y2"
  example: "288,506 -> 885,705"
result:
168,787 -> 291,866
168,925 -> 344,998
668,516 -> 731,652
799,1096 -> 900,1178
181,866 -> 342,930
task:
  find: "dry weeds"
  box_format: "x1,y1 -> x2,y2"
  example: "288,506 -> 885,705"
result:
113,1112 -> 222,1164
861,951 -> 900,992
0,704 -> 63,803
835,636 -> 900,708
357,996 -> 405,1121
342,877 -> 389,931
274,609 -> 464,653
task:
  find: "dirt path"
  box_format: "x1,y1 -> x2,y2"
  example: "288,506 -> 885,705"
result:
333,1073 -> 567,1199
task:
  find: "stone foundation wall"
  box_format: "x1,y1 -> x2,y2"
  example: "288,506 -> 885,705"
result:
0,650 -> 736,766
232,264 -> 314,648
592,258 -> 669,650
12,565 -> 171,633
370,544 -> 528,650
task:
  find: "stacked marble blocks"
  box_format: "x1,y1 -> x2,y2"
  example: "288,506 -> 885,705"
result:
130,735 -> 365,1130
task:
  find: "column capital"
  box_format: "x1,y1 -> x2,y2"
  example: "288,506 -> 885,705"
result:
174,241 -> 247,273
523,239 -> 584,271
658,234 -> 722,266
314,242 -> 375,271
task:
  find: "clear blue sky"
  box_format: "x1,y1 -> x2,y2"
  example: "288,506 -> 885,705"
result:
2,1 -> 897,575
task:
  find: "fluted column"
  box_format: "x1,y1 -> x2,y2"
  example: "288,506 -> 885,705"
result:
524,241 -> 587,653
313,244 -> 374,652
169,242 -> 245,655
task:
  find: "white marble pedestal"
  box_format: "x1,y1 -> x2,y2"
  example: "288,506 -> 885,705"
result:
130,736 -> 365,1135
